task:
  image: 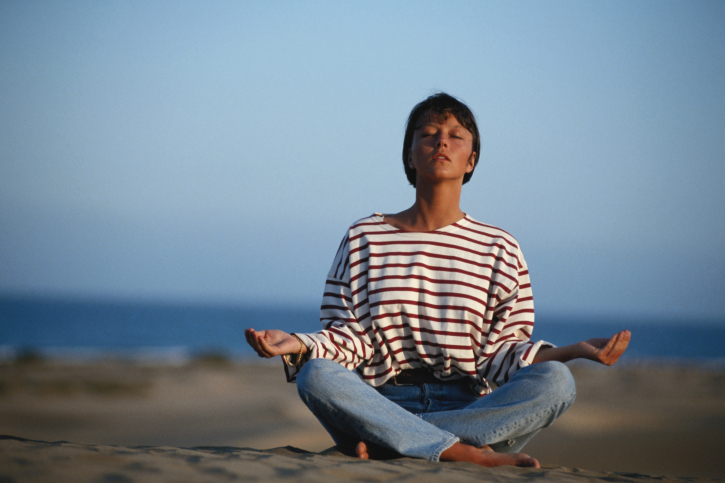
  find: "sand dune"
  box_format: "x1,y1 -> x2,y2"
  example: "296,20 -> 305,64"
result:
2,434 -> 715,483
0,357 -> 723,481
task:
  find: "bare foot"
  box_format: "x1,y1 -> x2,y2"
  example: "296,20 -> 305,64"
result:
355,441 -> 397,460
440,443 -> 540,468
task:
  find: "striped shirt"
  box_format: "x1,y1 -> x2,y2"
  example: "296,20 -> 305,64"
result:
291,213 -> 552,396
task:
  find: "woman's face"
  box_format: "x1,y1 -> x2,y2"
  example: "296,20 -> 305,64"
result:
408,113 -> 476,187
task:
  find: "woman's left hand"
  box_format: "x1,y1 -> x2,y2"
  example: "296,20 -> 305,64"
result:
576,330 -> 631,366
533,329 -> 631,365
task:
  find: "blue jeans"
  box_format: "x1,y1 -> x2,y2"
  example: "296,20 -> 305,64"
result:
296,358 -> 576,462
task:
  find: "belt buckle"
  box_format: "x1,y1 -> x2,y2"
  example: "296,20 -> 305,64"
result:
391,374 -> 414,386
391,369 -> 428,386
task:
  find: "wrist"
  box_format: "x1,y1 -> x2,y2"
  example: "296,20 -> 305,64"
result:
282,333 -> 308,367
572,341 -> 590,361
533,344 -> 577,364
291,333 -> 308,354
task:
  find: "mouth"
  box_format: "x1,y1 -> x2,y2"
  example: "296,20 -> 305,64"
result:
433,152 -> 450,161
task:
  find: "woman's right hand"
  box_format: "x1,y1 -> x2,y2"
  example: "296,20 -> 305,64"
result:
244,328 -> 306,358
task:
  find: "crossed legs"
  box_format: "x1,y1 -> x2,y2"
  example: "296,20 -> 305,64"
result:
296,359 -> 575,467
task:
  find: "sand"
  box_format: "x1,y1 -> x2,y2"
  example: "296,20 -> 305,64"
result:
1,357 -> 723,482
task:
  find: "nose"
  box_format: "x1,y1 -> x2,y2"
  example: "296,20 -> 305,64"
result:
436,133 -> 448,147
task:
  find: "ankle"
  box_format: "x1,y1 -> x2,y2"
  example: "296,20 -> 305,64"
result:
440,442 -> 470,462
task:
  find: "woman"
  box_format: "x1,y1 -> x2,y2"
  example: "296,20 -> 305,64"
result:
245,93 -> 630,468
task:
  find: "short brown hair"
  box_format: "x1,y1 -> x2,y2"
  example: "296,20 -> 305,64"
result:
402,93 -> 481,187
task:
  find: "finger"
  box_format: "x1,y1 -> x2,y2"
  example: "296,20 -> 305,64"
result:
592,334 -> 620,364
255,334 -> 276,358
245,329 -> 260,351
245,329 -> 271,358
610,330 -> 629,349
611,330 -> 631,356
602,331 -> 630,364
598,333 -> 619,358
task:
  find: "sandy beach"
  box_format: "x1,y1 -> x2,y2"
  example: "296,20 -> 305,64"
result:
1,356 -> 723,482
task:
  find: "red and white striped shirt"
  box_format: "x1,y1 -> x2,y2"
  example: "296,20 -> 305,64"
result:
292,213 -> 552,396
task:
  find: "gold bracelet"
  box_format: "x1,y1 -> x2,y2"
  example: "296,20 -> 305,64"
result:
290,334 -> 305,367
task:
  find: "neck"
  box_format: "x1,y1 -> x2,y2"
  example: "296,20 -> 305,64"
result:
397,181 -> 465,232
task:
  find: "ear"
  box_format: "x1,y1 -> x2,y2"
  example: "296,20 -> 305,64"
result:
408,153 -> 415,169
466,152 -> 476,173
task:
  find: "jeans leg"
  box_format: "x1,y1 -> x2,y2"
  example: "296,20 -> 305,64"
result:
296,358 -> 459,461
421,361 -> 576,453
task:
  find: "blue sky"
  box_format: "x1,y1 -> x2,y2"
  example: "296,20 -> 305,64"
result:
1,1 -> 724,320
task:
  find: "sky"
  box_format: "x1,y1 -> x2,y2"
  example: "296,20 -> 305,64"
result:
1,1 -> 724,321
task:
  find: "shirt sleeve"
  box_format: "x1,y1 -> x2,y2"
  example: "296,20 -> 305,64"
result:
283,230 -> 375,382
478,243 -> 554,387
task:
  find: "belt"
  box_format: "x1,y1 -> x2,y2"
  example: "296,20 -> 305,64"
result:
388,368 -> 458,386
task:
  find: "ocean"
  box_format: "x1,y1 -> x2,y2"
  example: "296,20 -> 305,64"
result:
1,295 -> 723,363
